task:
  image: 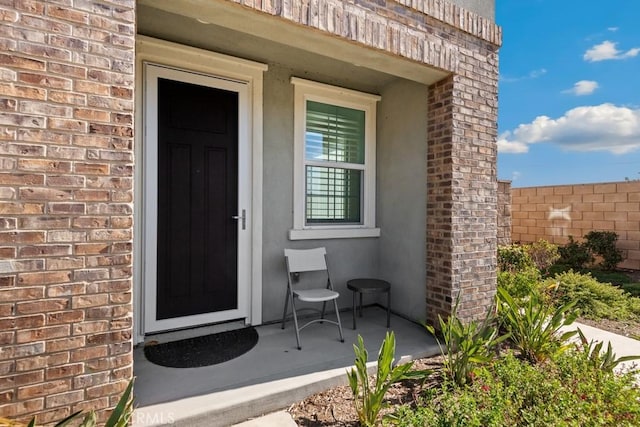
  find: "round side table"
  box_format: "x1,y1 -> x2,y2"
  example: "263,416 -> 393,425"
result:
346,278 -> 391,330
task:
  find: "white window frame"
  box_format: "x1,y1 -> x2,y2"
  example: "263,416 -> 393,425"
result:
289,77 -> 381,240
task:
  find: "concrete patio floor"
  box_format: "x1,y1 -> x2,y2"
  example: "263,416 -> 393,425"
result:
132,306 -> 439,426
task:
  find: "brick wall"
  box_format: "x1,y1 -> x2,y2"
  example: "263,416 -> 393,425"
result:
511,181 -> 640,270
497,180 -> 511,245
0,1 -> 135,423
426,72 -> 499,324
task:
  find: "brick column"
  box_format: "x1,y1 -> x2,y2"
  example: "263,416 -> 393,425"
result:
426,64 -> 499,324
0,1 -> 135,423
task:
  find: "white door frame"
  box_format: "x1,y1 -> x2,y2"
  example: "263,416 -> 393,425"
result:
134,36 -> 267,340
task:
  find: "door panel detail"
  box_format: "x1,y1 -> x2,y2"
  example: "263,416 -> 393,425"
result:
157,78 -> 239,320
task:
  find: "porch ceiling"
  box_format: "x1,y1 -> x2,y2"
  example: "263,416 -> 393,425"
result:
137,0 -> 447,93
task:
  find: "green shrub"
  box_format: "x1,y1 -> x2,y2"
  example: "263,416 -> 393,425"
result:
498,244 -> 535,273
426,301 -> 508,386
552,350 -> 640,425
558,236 -> 592,270
347,332 -> 423,427
548,271 -> 640,320
497,287 -> 577,364
558,236 -> 593,270
497,269 -> 542,301
390,370 -> 517,427
525,239 -> 560,275
584,231 -> 624,271
497,243 -> 544,302
389,351 -> 640,427
556,232 -> 625,272
497,241 -> 559,299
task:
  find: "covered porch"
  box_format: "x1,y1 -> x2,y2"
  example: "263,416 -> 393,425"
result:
132,308 -> 438,426
134,0 -> 447,341
131,2 -> 497,423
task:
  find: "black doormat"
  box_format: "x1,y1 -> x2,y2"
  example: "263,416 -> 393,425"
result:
143,327 -> 259,368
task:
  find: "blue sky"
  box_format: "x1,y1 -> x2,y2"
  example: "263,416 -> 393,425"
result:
496,1 -> 640,187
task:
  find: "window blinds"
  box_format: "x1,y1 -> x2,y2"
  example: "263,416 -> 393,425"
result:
304,101 -> 365,224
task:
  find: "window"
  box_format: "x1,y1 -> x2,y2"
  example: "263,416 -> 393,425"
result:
290,77 -> 381,240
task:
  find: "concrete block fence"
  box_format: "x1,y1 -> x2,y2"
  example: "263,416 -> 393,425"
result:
500,181 -> 640,271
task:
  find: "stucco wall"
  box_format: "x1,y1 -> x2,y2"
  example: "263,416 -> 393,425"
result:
262,68 -> 432,323
261,64 -> 380,322
378,80 -> 428,322
511,181 -> 640,270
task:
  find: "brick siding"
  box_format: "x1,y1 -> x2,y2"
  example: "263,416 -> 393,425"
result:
0,0 -> 135,423
426,71 -> 498,324
511,181 -> 640,270
231,0 -> 501,75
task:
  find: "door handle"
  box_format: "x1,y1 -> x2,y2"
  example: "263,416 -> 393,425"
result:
232,209 -> 246,230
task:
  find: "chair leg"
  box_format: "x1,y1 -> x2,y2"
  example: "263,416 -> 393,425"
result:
333,298 -> 344,343
320,301 -> 327,321
386,290 -> 391,328
290,293 -> 302,350
352,290 -> 357,330
281,286 -> 290,330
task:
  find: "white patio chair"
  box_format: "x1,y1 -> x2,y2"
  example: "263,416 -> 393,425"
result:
281,247 -> 344,350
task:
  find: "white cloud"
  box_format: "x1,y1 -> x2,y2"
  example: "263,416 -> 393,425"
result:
511,171 -> 522,181
584,40 -> 640,62
498,133 -> 529,153
498,104 -> 640,155
500,68 -> 547,83
607,27 -> 619,32
562,80 -> 599,96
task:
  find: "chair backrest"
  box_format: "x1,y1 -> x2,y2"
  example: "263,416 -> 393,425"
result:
284,247 -> 327,273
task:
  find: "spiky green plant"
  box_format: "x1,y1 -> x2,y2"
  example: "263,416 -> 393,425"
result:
426,300 -> 508,386
498,286 -> 578,363
575,328 -> 640,372
347,332 -> 426,426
